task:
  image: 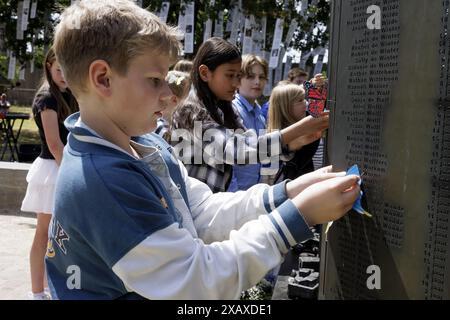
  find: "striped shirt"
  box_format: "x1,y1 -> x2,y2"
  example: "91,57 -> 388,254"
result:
171,91 -> 290,193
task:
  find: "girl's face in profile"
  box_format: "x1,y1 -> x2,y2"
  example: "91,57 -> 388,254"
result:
203,61 -> 242,102
291,98 -> 307,121
47,61 -> 68,91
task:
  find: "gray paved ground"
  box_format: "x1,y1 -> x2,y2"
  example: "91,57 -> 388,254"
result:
0,212 -> 36,300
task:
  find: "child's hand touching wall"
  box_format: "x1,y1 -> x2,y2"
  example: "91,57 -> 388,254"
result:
286,167 -> 360,226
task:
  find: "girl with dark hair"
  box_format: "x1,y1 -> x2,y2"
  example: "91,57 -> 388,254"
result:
21,47 -> 78,299
172,37 -> 328,192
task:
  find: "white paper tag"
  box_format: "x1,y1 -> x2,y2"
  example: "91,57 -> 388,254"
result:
260,16 -> 267,51
19,66 -> 26,80
16,1 -> 24,40
30,1 -> 37,19
242,16 -> 253,55
269,18 -> 284,68
8,52 -> 17,80
252,17 -> 264,56
264,68 -> 273,97
313,48 -> 326,75
177,1 -> 186,53
228,7 -> 240,45
301,0 -> 308,15
158,2 -> 170,23
177,1 -> 186,32
284,19 -> 298,48
274,47 -> 285,85
283,55 -> 292,80
21,0 -> 30,32
203,19 -> 212,42
30,57 -> 35,74
213,12 -> 224,38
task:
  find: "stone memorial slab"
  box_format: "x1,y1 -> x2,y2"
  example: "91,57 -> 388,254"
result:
320,0 -> 450,299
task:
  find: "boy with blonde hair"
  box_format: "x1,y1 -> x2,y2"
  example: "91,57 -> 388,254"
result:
46,0 -> 360,300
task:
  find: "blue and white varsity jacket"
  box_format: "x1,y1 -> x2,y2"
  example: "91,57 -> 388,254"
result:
45,112 -> 314,300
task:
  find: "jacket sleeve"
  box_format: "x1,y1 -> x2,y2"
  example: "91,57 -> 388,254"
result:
112,200 -> 313,300
110,160 -> 313,299
171,98 -> 293,167
172,118 -> 291,167
203,122 -> 287,166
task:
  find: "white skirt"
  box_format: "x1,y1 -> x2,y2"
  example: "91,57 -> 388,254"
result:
21,157 -> 59,215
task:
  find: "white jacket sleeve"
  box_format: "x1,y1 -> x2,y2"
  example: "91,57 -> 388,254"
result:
112,199 -> 314,300
179,160 -> 293,243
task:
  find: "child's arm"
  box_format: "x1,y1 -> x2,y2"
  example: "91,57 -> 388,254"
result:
172,117 -> 324,168
280,114 -> 329,151
41,109 -> 64,165
187,172 -> 291,244
181,162 -> 347,244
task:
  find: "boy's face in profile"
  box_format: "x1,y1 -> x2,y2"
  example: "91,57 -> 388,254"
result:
108,49 -> 172,136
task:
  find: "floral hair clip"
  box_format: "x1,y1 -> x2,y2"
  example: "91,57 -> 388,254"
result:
167,73 -> 185,86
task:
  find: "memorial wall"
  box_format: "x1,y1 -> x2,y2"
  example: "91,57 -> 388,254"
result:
320,0 -> 450,299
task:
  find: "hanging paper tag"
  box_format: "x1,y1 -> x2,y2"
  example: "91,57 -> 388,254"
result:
213,12 -> 224,38
242,16 -> 253,55
183,1 -> 195,54
158,2 -> 170,23
313,48 -> 326,76
269,18 -> 284,68
30,1 -> 37,19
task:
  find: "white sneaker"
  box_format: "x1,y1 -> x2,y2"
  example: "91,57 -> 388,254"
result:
28,291 -> 52,300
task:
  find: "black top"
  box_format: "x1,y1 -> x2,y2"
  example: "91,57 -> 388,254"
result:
32,89 -> 70,160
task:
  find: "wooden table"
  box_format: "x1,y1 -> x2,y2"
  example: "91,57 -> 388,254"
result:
0,112 -> 31,162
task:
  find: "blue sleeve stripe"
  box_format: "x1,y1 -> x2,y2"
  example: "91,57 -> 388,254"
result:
270,200 -> 314,245
268,214 -> 290,248
270,210 -> 296,246
263,188 -> 271,212
263,181 -> 289,213
268,187 -> 276,211
272,180 -> 289,208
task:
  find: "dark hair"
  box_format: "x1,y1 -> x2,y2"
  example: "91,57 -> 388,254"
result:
192,37 -> 243,130
37,47 -> 78,122
287,67 -> 308,82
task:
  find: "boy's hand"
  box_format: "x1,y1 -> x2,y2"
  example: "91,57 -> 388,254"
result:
286,166 -> 346,198
291,175 -> 361,226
